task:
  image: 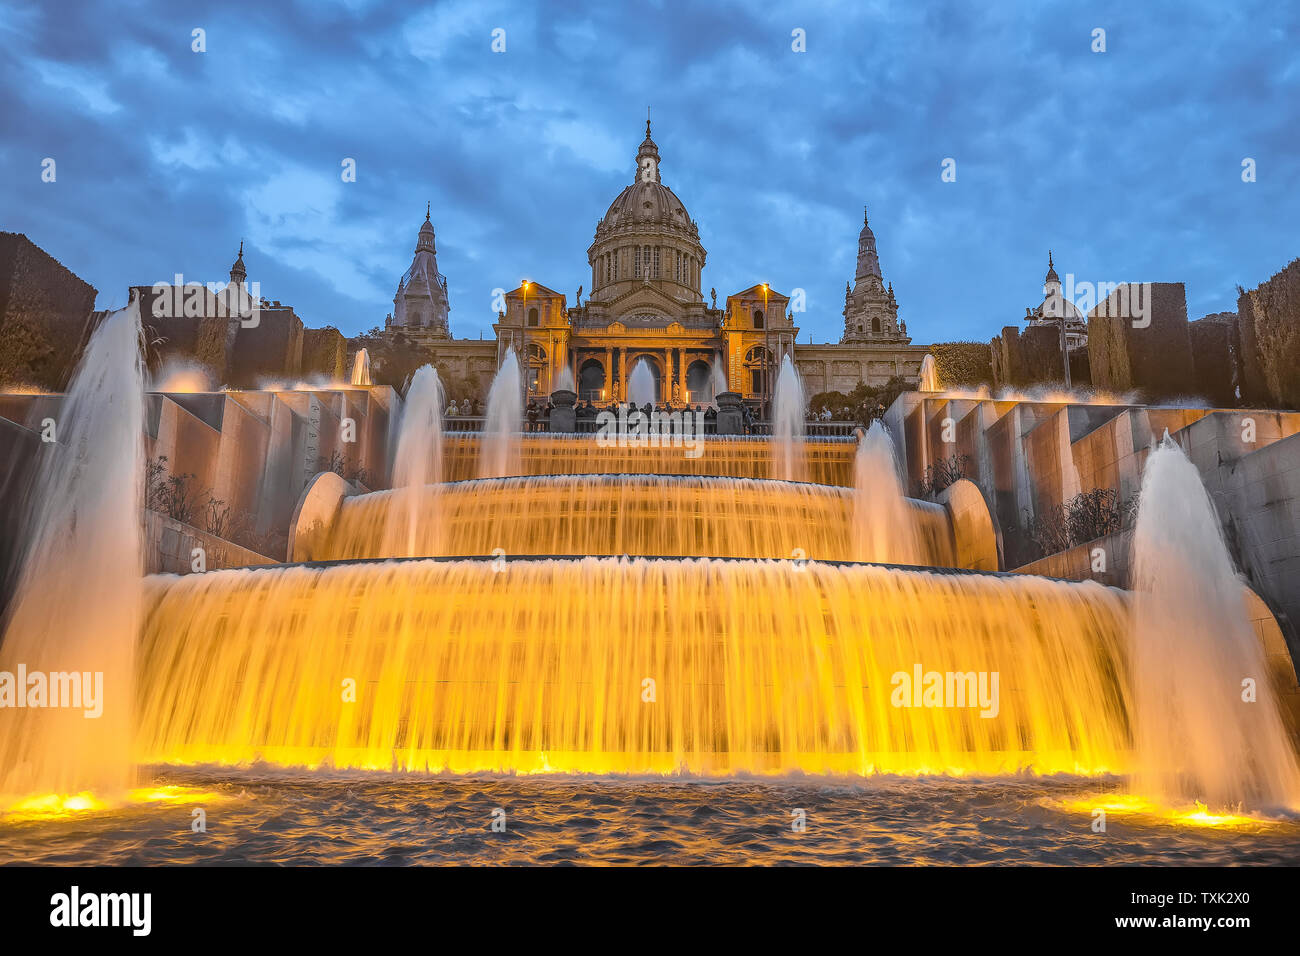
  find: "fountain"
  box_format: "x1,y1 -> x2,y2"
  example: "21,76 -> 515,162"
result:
627,359 -> 656,407
709,354 -> 728,405
553,365 -> 576,394
1130,436 -> 1300,811
771,355 -> 805,481
479,349 -> 522,479
318,473 -> 955,565
853,421 -> 923,564
0,302 -> 145,807
382,364 -> 444,557
138,557 -> 1130,776
350,348 -> 372,386
918,353 -> 940,392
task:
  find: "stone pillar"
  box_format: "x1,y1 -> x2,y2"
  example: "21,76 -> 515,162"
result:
549,389 -> 577,432
604,347 -> 613,401
715,392 -> 744,435
618,348 -> 627,402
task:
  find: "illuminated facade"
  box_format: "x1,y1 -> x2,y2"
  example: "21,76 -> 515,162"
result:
390,123 -> 932,404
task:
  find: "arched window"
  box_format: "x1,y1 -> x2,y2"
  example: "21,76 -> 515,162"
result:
528,307 -> 539,327
526,343 -> 546,364
753,309 -> 764,330
872,315 -> 881,333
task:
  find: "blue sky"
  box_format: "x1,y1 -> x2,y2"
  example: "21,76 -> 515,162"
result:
1,0 -> 1296,344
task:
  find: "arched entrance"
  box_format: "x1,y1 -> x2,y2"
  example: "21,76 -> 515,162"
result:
685,360 -> 712,403
578,359 -> 606,402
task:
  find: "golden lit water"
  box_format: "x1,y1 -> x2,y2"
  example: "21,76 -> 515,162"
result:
137,557 -> 1132,777
318,475 -> 956,565
439,434 -> 857,485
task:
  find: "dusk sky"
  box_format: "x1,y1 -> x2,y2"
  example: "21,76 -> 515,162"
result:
1,0 -> 1296,344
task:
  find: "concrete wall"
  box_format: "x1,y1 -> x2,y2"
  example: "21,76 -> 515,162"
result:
1088,282 -> 1196,400
1237,258 -> 1300,409
0,232 -> 98,391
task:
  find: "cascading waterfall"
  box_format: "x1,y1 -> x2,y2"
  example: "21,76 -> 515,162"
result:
853,421 -> 924,564
0,303 -> 145,807
479,349 -> 522,479
382,364 -> 444,557
350,348 -> 372,386
1130,437 -> 1300,812
318,474 -> 956,566
771,355 -> 806,481
627,359 -> 657,407
137,557 -> 1132,777
438,434 -> 859,485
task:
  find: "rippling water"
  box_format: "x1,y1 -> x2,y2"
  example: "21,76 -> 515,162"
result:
3,768 -> 1299,865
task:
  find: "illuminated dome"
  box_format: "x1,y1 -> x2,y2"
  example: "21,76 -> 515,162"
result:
587,121 -> 706,299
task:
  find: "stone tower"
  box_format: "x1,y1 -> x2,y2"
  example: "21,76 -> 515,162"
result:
841,208 -> 908,344
389,203 -> 450,338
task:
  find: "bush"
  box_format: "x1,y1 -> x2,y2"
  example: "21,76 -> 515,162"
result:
916,453 -> 971,497
929,342 -> 993,388
1026,487 -> 1138,558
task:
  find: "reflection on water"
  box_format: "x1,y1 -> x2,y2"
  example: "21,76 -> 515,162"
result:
3,768 -> 1297,866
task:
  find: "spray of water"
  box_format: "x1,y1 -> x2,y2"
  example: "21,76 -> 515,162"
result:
383,365 -> 444,556
627,359 -> 656,408
0,302 -> 145,807
853,421 -> 924,564
350,348 -> 372,386
771,355 -> 806,481
480,349 -> 522,479
918,354 -> 940,392
709,354 -> 728,405
553,366 -> 576,394
1130,436 -> 1300,812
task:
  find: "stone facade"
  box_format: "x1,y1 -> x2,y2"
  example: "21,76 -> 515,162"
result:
381,123 -> 927,406
0,232 -> 98,390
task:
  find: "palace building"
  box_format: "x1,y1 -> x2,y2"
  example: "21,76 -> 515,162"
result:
371,121 -> 932,405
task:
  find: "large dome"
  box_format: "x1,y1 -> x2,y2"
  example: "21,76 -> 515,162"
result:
599,180 -> 693,232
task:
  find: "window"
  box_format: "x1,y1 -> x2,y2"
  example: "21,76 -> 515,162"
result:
653,247 -> 660,277
872,315 -> 881,333
528,307 -> 539,327
753,309 -> 764,330
634,247 -> 642,277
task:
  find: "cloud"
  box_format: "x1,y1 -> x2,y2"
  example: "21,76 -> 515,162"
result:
0,0 -> 1295,345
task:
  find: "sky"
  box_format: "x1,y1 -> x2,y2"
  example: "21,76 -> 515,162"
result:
1,0 -> 1297,344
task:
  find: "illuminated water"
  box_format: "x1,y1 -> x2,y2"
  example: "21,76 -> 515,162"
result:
350,348 -> 372,386
1130,438 -> 1300,810
3,319 -> 1299,863
136,558 -> 1130,776
4,770 -> 1298,865
480,349 -> 521,479
627,359 -> 656,407
853,421 -> 923,564
771,355 -> 805,481
320,475 -> 956,564
0,303 -> 145,804
384,365 -> 444,557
